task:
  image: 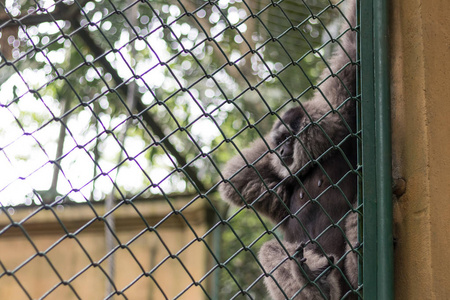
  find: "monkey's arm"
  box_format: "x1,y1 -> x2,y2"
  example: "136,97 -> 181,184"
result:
219,139 -> 290,223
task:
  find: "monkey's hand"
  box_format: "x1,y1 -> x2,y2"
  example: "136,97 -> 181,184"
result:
219,139 -> 290,222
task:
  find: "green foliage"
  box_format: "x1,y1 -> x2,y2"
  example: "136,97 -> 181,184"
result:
218,207 -> 274,299
1,0 -> 338,201
0,0 -> 346,296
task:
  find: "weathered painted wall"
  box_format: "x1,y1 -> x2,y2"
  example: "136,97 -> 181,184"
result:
390,0 -> 450,298
0,196 -> 213,300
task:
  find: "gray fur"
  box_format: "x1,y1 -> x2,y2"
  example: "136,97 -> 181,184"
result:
270,0 -> 357,179
344,209 -> 359,290
220,1 -> 358,298
259,240 -> 341,300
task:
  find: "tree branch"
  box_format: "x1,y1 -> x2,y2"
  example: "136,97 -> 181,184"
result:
73,18 -> 207,192
0,0 -> 90,28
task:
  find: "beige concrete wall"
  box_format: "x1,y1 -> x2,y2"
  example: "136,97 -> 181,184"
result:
390,0 -> 450,298
0,196 -> 213,300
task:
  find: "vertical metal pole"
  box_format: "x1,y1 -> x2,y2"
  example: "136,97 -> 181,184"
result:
105,2 -> 139,297
360,0 -> 393,299
373,0 -> 394,298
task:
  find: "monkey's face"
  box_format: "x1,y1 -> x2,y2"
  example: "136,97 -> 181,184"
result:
270,107 -> 305,177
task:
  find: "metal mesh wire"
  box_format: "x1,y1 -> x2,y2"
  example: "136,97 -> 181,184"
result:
0,0 -> 361,299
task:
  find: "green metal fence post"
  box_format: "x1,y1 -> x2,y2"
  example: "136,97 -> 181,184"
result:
361,0 -> 394,299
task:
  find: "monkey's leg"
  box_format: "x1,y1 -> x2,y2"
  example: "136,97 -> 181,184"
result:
259,239 -> 341,300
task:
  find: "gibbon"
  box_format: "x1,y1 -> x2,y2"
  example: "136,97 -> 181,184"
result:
220,1 -> 359,299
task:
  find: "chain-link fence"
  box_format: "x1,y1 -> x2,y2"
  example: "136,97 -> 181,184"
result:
0,0 -> 362,299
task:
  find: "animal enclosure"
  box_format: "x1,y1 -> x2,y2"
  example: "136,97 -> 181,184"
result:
0,0 -> 392,299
